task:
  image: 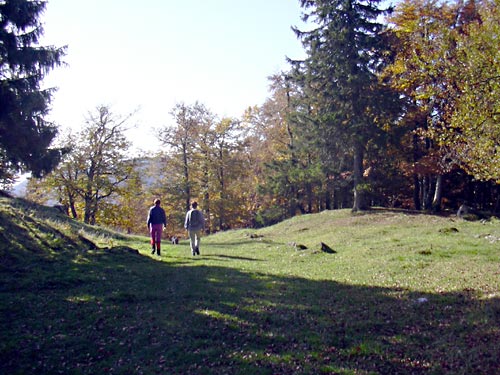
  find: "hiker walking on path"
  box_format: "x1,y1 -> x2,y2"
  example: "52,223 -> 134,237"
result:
184,201 -> 205,256
147,199 -> 167,256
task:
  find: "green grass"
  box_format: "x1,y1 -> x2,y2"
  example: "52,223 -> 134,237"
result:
1,197 -> 499,374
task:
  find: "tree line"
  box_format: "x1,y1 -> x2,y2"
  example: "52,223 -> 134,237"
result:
3,0 -> 500,235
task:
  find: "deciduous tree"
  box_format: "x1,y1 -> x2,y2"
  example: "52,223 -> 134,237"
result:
159,102 -> 211,211
36,106 -> 136,225
77,106 -> 135,224
448,0 -> 500,182
384,0 -> 485,210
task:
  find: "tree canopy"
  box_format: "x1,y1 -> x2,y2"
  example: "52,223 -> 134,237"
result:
0,0 -> 66,181
25,0 -> 500,232
289,0 -> 397,211
30,106 -> 136,225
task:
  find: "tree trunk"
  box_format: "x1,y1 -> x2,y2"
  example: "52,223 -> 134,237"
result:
426,176 -> 434,209
324,176 -> 333,210
422,175 -> 434,210
494,185 -> 500,214
203,191 -> 211,234
68,193 -> 78,219
201,153 -> 211,233
182,143 -> 191,211
352,142 -> 366,212
306,182 -> 313,213
218,150 -> 226,230
289,181 -> 298,217
413,174 -> 421,210
412,133 -> 421,210
84,195 -> 92,224
432,174 -> 443,212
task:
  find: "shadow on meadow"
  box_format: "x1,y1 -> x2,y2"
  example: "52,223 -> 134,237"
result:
1,245 -> 499,375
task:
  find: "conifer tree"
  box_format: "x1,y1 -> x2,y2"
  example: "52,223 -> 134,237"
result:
0,0 -> 66,180
290,0 -> 394,211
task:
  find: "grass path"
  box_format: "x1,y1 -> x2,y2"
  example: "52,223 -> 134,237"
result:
1,199 -> 499,374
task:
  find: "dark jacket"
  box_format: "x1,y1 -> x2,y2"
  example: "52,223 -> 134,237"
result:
147,205 -> 167,227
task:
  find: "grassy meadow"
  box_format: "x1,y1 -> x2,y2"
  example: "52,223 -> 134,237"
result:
0,196 -> 499,374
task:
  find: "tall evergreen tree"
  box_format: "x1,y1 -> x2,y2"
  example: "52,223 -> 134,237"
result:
290,0 -> 394,211
0,0 -> 66,180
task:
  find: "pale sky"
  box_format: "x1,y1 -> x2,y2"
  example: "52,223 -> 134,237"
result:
40,0 -> 307,153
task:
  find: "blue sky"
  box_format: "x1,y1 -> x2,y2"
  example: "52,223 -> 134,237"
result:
41,0 -> 307,153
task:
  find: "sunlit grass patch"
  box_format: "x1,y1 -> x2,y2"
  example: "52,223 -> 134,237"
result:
196,308 -> 251,328
66,294 -> 97,303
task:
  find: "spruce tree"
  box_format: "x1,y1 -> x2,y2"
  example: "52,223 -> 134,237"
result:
291,0 -> 394,211
0,0 -> 66,180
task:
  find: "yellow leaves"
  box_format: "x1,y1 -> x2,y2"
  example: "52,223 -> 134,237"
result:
382,0 -> 500,182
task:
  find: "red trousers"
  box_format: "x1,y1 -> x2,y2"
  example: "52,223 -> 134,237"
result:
150,224 -> 163,248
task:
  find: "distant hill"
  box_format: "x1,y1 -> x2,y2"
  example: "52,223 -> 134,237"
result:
9,173 -> 29,197
8,156 -> 164,201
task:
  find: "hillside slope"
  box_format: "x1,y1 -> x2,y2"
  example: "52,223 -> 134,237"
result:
0,196 -> 135,261
1,196 -> 499,374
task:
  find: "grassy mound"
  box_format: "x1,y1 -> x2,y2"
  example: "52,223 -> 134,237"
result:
1,197 -> 499,374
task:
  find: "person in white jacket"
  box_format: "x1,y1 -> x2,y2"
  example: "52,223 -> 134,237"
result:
184,201 -> 205,256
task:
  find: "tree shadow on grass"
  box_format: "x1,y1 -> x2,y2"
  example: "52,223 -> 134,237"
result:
1,250 -> 499,375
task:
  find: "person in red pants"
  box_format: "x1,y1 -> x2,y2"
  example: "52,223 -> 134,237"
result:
147,199 -> 167,255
